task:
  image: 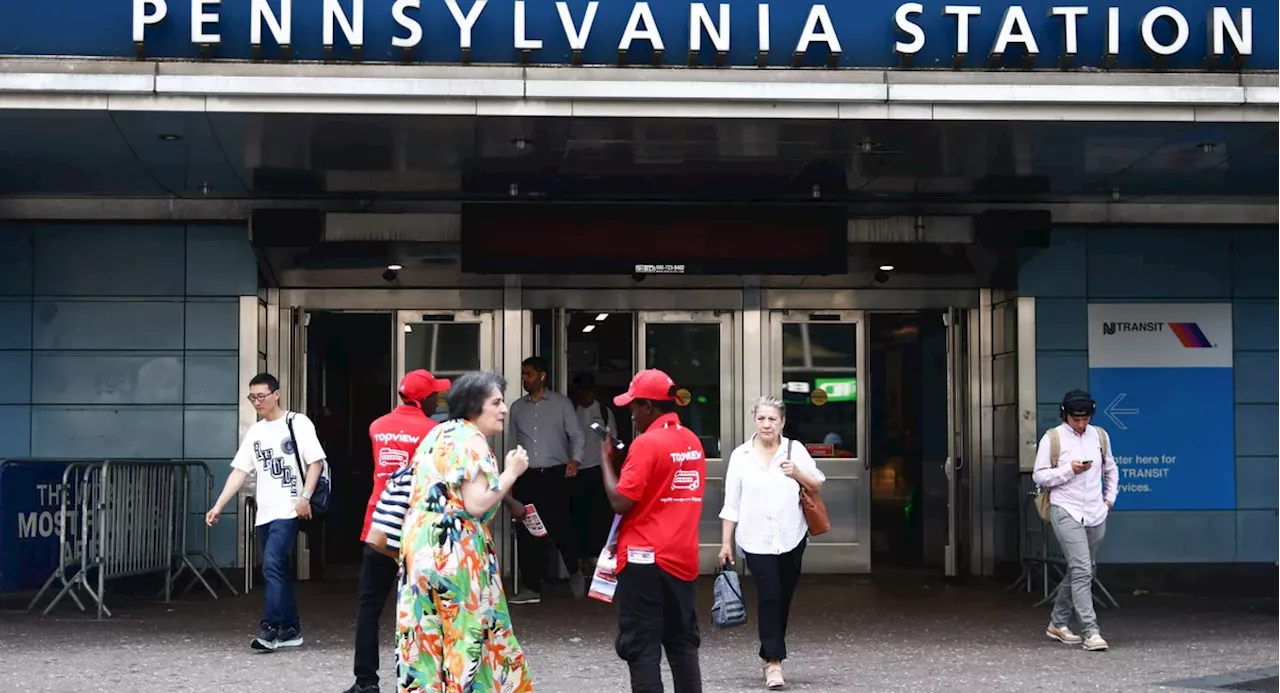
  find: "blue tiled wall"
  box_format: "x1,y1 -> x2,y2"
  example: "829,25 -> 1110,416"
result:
0,224 -> 255,568
1020,227 -> 1278,564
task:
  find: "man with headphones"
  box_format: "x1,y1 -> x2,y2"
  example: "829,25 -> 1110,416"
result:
1032,389 -> 1120,652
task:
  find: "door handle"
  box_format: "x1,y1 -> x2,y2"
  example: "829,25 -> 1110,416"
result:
942,457 -> 953,481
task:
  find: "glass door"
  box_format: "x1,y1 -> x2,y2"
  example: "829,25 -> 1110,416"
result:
396,310 -> 496,421
766,310 -> 868,573
636,310 -> 736,573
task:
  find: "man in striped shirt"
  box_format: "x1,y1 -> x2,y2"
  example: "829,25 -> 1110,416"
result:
340,370 -> 448,693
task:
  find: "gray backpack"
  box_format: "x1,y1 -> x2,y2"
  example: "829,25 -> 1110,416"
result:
711,563 -> 747,629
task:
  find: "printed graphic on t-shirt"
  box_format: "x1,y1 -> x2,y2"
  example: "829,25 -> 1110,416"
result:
671,469 -> 701,492
254,439 -> 300,496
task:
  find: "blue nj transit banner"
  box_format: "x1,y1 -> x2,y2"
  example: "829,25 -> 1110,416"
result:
1087,303 -> 1236,512
0,0 -> 1273,70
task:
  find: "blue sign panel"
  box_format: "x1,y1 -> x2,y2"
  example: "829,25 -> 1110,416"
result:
0,0 -> 1273,70
1086,303 -> 1236,512
0,459 -> 77,593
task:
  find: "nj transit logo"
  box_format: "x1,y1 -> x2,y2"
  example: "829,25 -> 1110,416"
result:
1101,321 -> 1213,348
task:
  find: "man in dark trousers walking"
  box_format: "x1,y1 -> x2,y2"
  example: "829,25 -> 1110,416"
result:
339,369 -> 449,693
599,369 -> 706,693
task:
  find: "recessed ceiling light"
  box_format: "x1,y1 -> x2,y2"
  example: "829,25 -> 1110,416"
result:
387,264 -> 403,271
879,264 -> 895,271
158,134 -> 182,141
582,324 -> 596,333
595,313 -> 608,321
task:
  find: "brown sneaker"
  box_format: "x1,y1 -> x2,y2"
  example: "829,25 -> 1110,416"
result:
764,661 -> 784,689
1082,634 -> 1110,651
1046,623 -> 1083,645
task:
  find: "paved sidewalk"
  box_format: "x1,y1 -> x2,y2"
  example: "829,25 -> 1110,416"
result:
0,574 -> 1274,693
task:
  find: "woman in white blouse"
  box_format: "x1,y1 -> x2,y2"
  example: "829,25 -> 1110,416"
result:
718,396 -> 826,690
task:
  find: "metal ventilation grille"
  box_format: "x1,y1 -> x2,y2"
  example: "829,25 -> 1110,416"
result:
322,213 -> 461,242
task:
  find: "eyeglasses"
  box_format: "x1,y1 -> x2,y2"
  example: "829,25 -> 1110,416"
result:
247,392 -> 277,403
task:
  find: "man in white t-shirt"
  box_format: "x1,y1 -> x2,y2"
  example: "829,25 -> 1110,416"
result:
206,373 -> 328,652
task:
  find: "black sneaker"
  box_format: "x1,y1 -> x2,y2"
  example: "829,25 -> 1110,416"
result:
276,625 -> 304,648
251,625 -> 278,652
341,684 -> 380,693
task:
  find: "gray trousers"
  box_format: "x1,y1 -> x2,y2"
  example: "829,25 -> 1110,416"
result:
1048,505 -> 1106,637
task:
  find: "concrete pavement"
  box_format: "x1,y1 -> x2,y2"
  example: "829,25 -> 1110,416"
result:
0,573 -> 1275,693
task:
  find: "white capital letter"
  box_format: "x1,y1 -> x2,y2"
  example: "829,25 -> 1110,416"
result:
1140,6 -> 1188,56
1050,7 -> 1087,56
192,0 -> 221,43
991,6 -> 1039,56
758,4 -> 770,52
133,0 -> 168,42
796,5 -> 841,53
323,0 -> 364,47
1211,7 -> 1252,56
392,0 -> 422,48
1106,6 -> 1119,54
515,1 -> 543,50
251,0 -> 292,46
690,4 -> 730,53
943,5 -> 981,54
894,3 -> 925,54
445,0 -> 488,50
556,2 -> 598,51
619,2 -> 664,51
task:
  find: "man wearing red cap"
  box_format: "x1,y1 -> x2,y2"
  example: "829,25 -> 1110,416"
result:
599,369 -> 706,693
339,369 -> 450,693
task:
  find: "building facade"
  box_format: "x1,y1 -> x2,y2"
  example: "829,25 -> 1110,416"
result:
0,0 -> 1275,583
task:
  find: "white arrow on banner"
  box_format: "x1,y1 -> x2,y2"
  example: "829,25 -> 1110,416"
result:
1104,392 -> 1139,430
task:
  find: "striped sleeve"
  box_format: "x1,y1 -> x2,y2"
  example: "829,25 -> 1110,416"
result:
370,466 -> 413,550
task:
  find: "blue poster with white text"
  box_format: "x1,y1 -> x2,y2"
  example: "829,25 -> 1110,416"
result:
1087,303 -> 1235,512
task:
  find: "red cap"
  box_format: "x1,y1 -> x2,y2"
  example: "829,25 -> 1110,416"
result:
613,369 -> 677,407
399,370 -> 451,402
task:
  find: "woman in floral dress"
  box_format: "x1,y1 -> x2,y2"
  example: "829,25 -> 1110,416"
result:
396,371 -> 533,693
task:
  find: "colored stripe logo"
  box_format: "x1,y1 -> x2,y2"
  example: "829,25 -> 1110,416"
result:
1168,322 -> 1212,348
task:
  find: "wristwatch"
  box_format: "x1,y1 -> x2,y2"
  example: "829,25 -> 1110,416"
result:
302,490 -> 313,500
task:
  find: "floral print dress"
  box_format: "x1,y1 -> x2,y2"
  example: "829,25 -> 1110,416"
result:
395,419 -> 533,693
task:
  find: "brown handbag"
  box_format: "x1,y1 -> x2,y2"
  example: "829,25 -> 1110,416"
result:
788,440 -> 831,536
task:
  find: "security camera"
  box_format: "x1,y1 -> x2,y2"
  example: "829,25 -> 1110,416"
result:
631,273 -> 647,283
382,268 -> 398,282
873,270 -> 889,284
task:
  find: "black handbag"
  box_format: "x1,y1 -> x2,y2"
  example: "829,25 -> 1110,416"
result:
286,412 -> 331,517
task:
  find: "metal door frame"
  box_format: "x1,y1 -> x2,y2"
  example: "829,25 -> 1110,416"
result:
944,306 -> 970,577
395,309 -> 497,404
765,309 -> 869,574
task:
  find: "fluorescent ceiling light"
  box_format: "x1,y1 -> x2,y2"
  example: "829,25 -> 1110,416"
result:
582,325 -> 596,333
879,264 -> 895,271
596,313 -> 609,321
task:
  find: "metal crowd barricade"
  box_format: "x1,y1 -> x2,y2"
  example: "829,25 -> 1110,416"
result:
1006,472 -> 1119,610
27,459 -> 237,618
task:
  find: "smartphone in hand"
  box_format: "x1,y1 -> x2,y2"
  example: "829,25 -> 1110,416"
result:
590,423 -> 626,452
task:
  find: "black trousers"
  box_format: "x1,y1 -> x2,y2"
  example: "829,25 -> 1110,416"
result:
570,466 -> 613,560
353,546 -> 400,686
615,563 -> 703,693
743,538 -> 807,662
514,466 -> 581,592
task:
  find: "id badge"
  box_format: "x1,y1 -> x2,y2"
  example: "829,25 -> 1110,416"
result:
627,546 -> 656,565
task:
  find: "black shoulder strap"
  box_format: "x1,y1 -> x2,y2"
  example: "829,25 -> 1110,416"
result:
286,412 -> 306,482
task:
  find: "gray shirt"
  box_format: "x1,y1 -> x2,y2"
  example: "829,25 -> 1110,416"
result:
575,400 -> 617,470
509,389 -> 585,469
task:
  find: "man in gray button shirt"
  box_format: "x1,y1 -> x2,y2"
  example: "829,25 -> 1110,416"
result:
505,356 -> 586,604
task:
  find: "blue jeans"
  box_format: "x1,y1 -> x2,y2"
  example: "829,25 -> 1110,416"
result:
258,518 -> 300,631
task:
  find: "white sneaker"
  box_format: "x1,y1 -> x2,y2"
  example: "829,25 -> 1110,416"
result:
1082,634 -> 1109,651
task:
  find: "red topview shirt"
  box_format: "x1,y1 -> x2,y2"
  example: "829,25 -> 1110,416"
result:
614,412 -> 706,581
362,405 -> 437,542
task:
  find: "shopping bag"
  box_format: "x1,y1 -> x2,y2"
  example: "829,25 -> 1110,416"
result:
588,515 -> 623,603
711,562 -> 747,629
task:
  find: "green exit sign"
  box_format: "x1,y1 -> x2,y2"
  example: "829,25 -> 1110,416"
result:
814,377 -> 856,402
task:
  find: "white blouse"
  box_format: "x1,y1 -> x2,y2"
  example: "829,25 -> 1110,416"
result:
719,436 -> 826,556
